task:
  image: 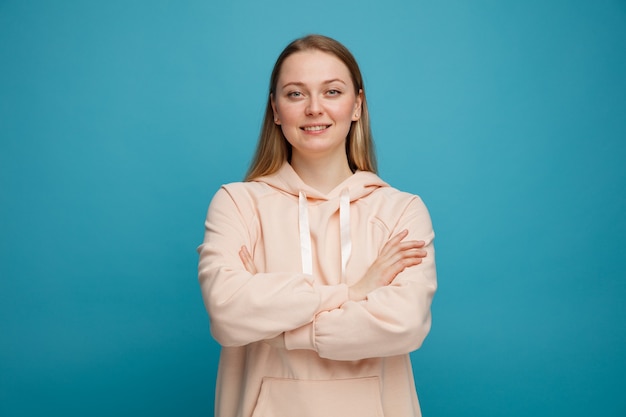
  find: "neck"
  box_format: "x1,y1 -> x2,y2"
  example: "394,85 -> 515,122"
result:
290,153 -> 353,194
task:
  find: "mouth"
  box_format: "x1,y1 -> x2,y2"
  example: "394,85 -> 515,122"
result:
301,125 -> 331,132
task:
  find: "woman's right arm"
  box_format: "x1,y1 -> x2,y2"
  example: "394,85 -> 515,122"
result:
197,186 -> 348,347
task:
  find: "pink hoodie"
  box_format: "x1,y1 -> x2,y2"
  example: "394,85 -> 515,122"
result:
198,162 -> 437,417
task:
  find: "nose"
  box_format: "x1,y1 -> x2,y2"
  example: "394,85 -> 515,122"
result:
305,96 -> 323,116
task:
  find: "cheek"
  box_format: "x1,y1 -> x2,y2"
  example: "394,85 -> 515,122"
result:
333,102 -> 358,121
276,106 -> 301,142
276,104 -> 301,126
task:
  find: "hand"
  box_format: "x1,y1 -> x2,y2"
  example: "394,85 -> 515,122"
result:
349,230 -> 426,301
239,245 -> 257,274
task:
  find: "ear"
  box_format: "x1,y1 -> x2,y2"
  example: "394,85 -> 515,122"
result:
352,89 -> 363,121
270,93 -> 281,125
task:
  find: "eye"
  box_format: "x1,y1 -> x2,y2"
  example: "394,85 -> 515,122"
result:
327,89 -> 341,96
287,91 -> 303,98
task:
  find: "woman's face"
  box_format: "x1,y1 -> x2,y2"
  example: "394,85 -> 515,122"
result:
271,50 -> 362,163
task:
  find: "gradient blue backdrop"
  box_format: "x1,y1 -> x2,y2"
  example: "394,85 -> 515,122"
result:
1,1 -> 625,416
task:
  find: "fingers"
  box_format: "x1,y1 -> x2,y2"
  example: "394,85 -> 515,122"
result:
352,230 -> 428,297
381,230 -> 426,254
385,249 -> 425,273
387,246 -> 426,268
380,229 -> 409,255
380,232 -> 427,265
378,234 -> 428,283
397,242 -> 427,256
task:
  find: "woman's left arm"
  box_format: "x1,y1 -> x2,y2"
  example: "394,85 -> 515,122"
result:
283,195 -> 437,361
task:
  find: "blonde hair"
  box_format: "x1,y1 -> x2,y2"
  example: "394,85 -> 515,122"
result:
245,34 -> 377,181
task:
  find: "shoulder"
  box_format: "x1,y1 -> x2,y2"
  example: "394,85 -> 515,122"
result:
365,185 -> 433,237
214,178 -> 280,198
208,181 -> 271,218
220,181 -> 268,198
355,171 -> 427,208
371,185 -> 429,214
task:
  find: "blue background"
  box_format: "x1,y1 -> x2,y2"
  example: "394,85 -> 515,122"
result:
1,1 -> 625,416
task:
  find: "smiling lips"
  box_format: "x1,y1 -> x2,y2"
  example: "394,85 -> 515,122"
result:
301,125 -> 331,132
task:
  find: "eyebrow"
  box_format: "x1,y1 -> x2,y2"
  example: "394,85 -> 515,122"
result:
280,78 -> 348,89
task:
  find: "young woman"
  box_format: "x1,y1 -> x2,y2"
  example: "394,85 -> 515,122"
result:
198,34 -> 437,417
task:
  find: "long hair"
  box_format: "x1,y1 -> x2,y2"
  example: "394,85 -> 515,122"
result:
245,34 -> 377,181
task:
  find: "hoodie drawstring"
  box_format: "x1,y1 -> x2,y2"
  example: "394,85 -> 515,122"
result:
298,191 -> 313,275
298,190 -> 352,281
339,189 -> 351,279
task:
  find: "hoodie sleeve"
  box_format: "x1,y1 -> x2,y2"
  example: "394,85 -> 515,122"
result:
197,186 -> 350,347
283,195 -> 437,360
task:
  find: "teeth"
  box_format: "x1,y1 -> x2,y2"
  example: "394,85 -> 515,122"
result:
303,125 -> 328,131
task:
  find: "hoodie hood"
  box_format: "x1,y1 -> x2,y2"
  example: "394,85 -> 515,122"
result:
254,162 -> 389,202
253,162 -> 390,279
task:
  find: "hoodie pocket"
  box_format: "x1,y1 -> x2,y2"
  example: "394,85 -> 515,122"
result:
251,376 -> 384,417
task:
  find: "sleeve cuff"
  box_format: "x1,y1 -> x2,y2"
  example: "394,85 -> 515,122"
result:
284,285 -> 349,352
284,323 -> 315,351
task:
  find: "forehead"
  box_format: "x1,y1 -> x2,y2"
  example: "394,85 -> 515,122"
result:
277,50 -> 352,86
